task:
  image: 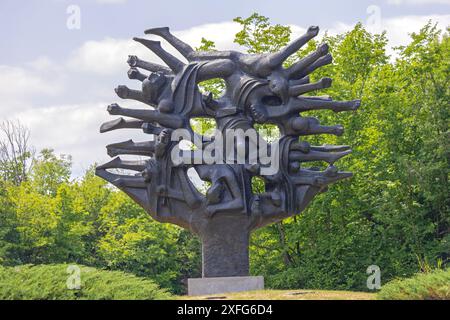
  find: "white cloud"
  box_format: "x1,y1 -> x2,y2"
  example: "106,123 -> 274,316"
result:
2,21 -> 243,177
387,0 -> 450,5
173,22 -> 242,51
2,16 -> 449,178
67,21 -> 244,76
314,14 -> 450,58
95,0 -> 128,4
13,102 -> 146,178
67,37 -> 145,75
27,56 -> 58,72
376,14 -> 450,48
0,63 -> 65,114
0,66 -> 55,96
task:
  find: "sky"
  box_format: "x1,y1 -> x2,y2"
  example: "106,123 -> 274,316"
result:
0,0 -> 449,178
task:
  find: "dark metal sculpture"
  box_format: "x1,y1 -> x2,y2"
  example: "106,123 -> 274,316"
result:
96,26 -> 360,278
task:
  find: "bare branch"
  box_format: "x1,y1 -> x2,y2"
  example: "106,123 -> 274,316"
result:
0,120 -> 34,185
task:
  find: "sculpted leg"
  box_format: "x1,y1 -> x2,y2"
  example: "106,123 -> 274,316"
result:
134,37 -> 185,73
290,141 -> 351,153
286,43 -> 329,79
292,166 -> 353,187
145,27 -> 195,60
292,54 -> 332,80
289,76 -> 310,86
290,117 -> 344,136
266,26 -> 320,69
311,145 -> 351,152
301,98 -> 361,112
288,97 -> 360,113
289,149 -> 352,164
289,77 -> 332,96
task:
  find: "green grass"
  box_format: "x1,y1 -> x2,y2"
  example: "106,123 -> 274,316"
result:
3,264 -> 448,300
0,264 -> 171,300
377,268 -> 450,300
179,289 -> 375,300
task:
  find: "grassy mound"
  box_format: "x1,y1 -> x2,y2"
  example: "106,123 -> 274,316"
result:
377,268 -> 450,300
0,264 -> 171,300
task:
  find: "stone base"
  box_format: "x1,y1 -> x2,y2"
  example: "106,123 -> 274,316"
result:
188,276 -> 264,296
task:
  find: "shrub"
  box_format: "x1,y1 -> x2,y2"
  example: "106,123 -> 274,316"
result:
265,265 -> 363,291
0,264 -> 171,300
266,267 -> 307,290
377,268 -> 450,300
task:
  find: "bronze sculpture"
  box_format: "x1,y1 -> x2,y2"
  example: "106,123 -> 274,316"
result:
96,26 -> 360,278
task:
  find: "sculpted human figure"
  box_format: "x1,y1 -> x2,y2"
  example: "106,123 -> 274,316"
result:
196,164 -> 247,217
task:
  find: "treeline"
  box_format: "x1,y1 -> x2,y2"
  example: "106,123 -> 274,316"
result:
0,14 -> 448,293
0,149 -> 201,293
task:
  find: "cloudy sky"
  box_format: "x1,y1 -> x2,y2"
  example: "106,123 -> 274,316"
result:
1,0 -> 449,178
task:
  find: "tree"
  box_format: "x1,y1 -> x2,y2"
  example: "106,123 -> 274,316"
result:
234,13 -> 291,54
31,148 -> 72,196
249,20 -> 449,290
0,120 -> 34,185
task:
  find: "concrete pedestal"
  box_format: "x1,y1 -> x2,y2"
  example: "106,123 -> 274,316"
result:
188,276 -> 264,296
199,215 -> 251,278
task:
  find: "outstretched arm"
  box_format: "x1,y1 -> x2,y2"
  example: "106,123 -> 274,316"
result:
115,85 -> 154,106
127,55 -> 171,74
107,103 -> 184,128
106,140 -> 156,157
100,117 -> 144,133
97,157 -> 148,172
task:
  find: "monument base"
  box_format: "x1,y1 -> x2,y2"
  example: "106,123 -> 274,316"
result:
188,276 -> 264,296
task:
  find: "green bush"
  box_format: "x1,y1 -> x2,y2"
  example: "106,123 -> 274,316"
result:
0,264 -> 171,300
377,268 -> 450,300
266,268 -> 307,290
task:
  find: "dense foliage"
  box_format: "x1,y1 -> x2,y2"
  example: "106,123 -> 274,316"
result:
248,18 -> 449,291
377,268 -> 450,300
0,159 -> 200,294
0,264 -> 171,300
0,14 -> 448,294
